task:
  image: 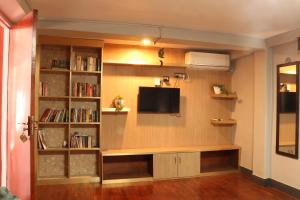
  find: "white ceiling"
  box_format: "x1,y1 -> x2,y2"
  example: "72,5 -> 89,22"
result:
29,0 -> 300,39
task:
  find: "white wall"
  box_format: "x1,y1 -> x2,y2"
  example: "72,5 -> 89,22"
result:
232,54 -> 254,170
271,41 -> 300,189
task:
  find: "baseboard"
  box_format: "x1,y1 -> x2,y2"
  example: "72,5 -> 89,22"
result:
240,166 -> 300,199
270,179 -> 300,199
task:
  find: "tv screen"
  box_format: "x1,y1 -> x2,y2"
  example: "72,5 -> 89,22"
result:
280,92 -> 296,113
138,87 -> 180,113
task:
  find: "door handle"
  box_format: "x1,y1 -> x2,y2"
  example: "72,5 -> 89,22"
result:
19,116 -> 38,142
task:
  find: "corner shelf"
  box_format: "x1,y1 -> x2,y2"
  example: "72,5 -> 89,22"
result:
102,107 -> 130,113
210,119 -> 237,126
211,93 -> 237,100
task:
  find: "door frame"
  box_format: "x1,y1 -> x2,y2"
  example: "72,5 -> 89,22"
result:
30,9 -> 38,200
0,13 -> 10,187
1,9 -> 37,199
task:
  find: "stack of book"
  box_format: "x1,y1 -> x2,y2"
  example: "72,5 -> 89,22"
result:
75,56 -> 101,72
71,108 -> 100,123
72,82 -> 98,97
40,108 -> 69,122
70,132 -> 93,148
38,130 -> 47,150
39,81 -> 48,96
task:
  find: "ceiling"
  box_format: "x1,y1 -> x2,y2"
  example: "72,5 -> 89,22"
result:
29,0 -> 300,39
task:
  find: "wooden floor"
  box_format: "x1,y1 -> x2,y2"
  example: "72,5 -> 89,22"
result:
36,173 -> 296,200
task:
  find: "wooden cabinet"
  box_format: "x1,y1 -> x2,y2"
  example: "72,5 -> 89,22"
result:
154,152 -> 200,179
154,153 -> 178,179
177,152 -> 200,177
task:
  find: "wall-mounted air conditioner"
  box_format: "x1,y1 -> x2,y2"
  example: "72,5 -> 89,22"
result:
185,52 -> 230,71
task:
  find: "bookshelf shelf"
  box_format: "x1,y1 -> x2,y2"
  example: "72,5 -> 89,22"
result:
71,70 -> 101,75
70,148 -> 100,151
38,148 -> 68,152
40,68 -> 70,74
38,122 -> 69,125
39,96 -> 69,101
36,36 -> 103,185
71,96 -> 101,101
70,122 -> 101,125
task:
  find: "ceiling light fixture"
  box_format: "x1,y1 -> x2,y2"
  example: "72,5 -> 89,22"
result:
142,39 -> 152,46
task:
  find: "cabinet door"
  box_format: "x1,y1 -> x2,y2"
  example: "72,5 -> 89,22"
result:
178,152 -> 200,177
154,153 -> 178,179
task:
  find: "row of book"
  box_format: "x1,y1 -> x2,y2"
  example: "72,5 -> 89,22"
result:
40,109 -> 69,122
70,132 -> 93,148
72,82 -> 99,97
39,81 -> 48,96
74,56 -> 101,72
71,108 -> 100,122
38,130 -> 48,150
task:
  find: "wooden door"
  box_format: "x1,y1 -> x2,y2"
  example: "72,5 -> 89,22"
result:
153,153 -> 177,179
177,152 -> 200,177
7,11 -> 37,200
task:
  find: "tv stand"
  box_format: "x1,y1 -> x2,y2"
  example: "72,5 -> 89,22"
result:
101,145 -> 240,184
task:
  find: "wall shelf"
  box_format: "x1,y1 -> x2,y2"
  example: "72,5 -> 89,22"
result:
102,107 -> 130,113
210,119 -> 237,126
211,93 -> 237,100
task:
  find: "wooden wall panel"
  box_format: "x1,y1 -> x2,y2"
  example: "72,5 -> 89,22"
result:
102,65 -> 234,149
103,44 -> 186,66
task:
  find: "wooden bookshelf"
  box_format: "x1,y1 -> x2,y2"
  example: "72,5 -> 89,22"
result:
35,36 -> 103,185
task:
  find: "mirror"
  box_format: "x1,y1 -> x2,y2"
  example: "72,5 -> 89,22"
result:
276,62 -> 299,159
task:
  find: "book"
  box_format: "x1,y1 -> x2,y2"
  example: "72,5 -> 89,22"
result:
40,108 -> 68,122
76,56 -> 82,71
38,130 -> 47,150
40,108 -> 51,122
71,108 -> 100,122
70,132 -> 93,148
39,81 -> 48,96
72,81 -> 99,97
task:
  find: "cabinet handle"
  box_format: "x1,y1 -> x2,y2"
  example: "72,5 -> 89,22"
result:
174,156 -> 177,164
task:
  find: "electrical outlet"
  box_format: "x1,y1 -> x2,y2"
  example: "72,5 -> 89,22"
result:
174,73 -> 187,79
163,76 -> 169,82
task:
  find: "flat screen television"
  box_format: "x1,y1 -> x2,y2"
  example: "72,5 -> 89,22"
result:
280,92 -> 296,113
138,87 -> 180,113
